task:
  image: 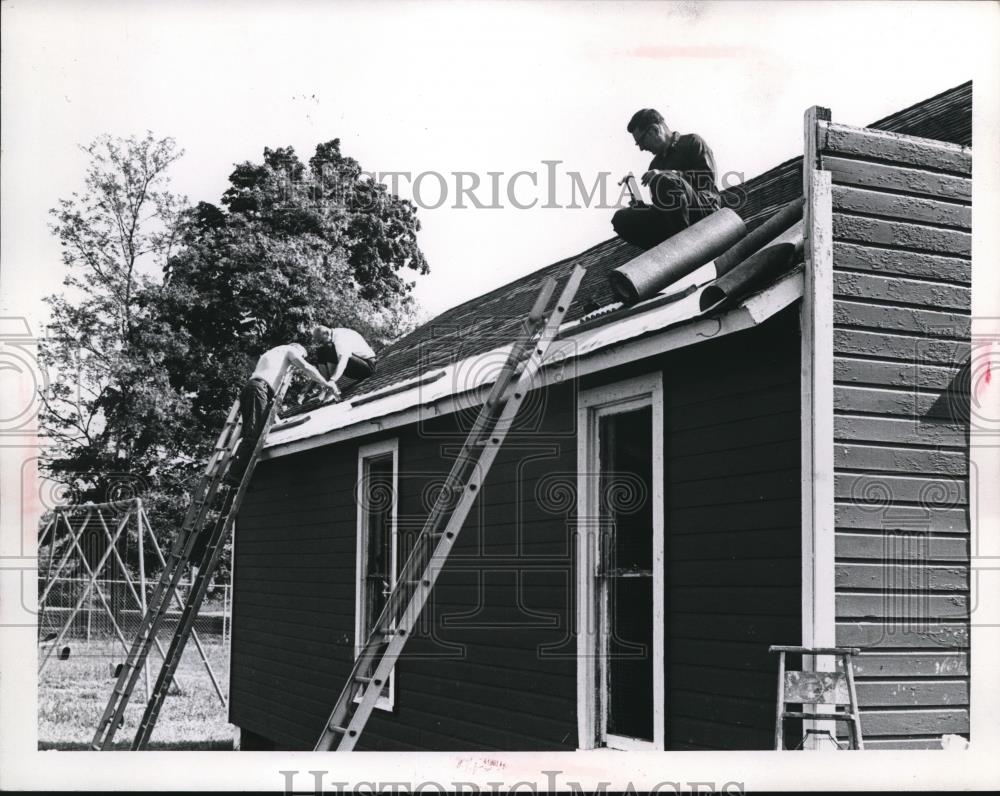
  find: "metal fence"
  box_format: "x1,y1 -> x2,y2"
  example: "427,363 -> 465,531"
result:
37,500 -> 236,747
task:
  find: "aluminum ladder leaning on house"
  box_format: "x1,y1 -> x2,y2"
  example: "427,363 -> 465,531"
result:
90,365 -> 295,751
314,264 -> 586,752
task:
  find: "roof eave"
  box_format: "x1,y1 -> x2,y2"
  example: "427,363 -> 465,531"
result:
261,265 -> 804,461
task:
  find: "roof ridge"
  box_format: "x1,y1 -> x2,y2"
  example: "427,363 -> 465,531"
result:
868,80 -> 971,130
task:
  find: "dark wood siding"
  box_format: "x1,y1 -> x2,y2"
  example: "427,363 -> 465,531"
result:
231,308 -> 802,752
661,307 -> 801,750
230,381 -> 580,751
821,120 -> 972,748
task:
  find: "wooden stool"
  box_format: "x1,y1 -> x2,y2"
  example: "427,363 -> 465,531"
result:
768,645 -> 864,750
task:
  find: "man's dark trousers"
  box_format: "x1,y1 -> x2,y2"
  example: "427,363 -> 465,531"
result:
612,172 -> 720,249
190,378 -> 274,567
226,377 -> 275,487
315,345 -> 377,381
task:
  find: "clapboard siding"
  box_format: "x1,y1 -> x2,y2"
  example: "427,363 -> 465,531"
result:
823,156 -> 971,202
819,120 -> 972,175
835,532 -> 967,560
833,214 -> 970,256
833,243 -> 971,284
834,330 -> 970,365
831,185 -> 971,229
661,307 -> 801,750
824,112 -> 971,748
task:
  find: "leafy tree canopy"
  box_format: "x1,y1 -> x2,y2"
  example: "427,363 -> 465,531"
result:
40,133 -> 428,575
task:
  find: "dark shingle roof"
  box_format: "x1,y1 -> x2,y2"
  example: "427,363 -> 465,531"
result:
341,81 -> 972,402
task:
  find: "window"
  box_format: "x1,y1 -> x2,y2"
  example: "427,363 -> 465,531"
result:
355,439 -> 399,711
577,373 -> 665,750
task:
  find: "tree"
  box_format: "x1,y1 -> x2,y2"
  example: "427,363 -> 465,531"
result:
40,133 -> 189,505
160,140 -> 424,433
40,134 -> 429,579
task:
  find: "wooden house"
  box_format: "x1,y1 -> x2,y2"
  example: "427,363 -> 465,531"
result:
228,82 -> 973,751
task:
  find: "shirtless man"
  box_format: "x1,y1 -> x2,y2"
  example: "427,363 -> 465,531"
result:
311,325 -> 378,400
223,343 -> 334,487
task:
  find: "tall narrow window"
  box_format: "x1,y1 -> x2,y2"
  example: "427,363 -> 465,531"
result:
577,373 -> 664,750
355,439 -> 399,711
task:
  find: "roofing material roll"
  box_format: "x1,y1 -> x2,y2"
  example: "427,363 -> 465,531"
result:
714,197 -> 803,277
608,208 -> 746,305
698,220 -> 804,312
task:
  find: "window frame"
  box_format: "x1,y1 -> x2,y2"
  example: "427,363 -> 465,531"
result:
576,372 -> 665,751
354,438 -> 400,712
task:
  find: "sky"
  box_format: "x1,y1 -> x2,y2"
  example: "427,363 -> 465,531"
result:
2,0 -> 998,333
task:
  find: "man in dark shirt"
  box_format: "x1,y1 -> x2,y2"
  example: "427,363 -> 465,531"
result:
612,108 -> 722,249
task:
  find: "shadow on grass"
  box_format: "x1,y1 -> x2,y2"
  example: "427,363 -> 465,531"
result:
39,740 -> 234,751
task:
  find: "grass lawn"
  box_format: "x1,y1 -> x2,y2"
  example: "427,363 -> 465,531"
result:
38,634 -> 235,751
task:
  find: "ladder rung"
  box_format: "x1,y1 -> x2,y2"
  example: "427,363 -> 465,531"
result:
330,724 -> 350,735
354,674 -> 373,684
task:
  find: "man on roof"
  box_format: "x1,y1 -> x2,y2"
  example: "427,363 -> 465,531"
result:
612,108 -> 723,249
311,325 -> 378,401
223,342 -> 335,487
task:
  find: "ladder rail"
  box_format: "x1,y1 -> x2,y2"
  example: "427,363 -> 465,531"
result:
138,503 -> 227,706
91,513 -> 210,747
131,368 -> 293,749
347,297 -> 552,647
90,478 -> 231,749
337,350 -> 557,751
356,277 -> 560,641
314,265 -> 584,751
130,491 -> 238,748
92,389 -> 261,749
319,282 -> 555,698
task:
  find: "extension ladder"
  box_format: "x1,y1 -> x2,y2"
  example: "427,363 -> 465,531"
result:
91,365 -> 293,750
314,264 -> 586,751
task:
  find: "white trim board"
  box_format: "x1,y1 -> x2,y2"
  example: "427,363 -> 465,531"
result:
802,107 -> 837,654
576,372 -> 665,751
354,438 -> 400,712
262,267 -> 803,461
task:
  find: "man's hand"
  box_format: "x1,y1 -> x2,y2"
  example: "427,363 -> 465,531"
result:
641,168 -> 681,186
325,380 -> 341,401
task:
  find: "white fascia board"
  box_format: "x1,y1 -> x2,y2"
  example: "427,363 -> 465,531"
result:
261,266 -> 803,460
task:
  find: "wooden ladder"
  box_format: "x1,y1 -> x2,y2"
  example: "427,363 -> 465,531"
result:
91,366 -> 294,750
314,265 -> 585,751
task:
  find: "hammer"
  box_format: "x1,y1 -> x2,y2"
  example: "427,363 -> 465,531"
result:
618,173 -> 645,207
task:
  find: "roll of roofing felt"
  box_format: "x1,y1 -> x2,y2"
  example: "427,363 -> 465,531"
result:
699,220 -> 804,312
714,197 -> 804,277
608,208 -> 745,305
